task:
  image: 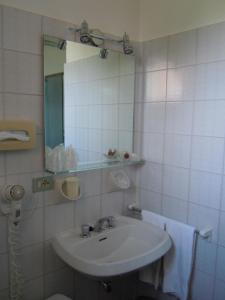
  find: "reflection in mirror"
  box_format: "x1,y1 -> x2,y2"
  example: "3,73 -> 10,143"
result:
44,35 -> 135,173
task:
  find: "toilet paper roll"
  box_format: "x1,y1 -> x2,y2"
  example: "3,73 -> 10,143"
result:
56,176 -> 81,200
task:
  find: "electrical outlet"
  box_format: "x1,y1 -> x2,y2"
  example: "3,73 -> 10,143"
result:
32,176 -> 54,193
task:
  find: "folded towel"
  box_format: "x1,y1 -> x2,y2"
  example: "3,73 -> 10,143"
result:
140,210 -> 196,300
139,210 -> 167,289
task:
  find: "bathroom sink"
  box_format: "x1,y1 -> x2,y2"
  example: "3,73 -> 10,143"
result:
52,215 -> 171,277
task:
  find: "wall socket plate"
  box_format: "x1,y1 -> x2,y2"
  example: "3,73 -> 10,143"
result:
32,176 -> 54,193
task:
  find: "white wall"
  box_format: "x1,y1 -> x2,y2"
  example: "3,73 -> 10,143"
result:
0,0 -> 140,40
140,0 -> 225,41
3,0 -> 225,41
134,22 -> 225,299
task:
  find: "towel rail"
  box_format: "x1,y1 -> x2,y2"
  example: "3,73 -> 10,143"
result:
127,204 -> 213,240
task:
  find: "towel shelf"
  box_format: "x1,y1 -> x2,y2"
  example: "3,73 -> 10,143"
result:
0,120 -> 36,151
127,204 -> 213,240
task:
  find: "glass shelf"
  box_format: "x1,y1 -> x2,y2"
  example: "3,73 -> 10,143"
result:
47,159 -> 145,176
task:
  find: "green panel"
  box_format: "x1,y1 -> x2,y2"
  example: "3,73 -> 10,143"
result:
45,73 -> 64,148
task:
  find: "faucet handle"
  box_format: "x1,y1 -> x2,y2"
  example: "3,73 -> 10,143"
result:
81,224 -> 91,237
108,216 -> 116,228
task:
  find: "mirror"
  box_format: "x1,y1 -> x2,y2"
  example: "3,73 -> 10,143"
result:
44,35 -> 135,173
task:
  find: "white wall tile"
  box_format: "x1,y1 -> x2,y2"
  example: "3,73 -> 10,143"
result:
142,37 -> 168,72
4,93 -> 43,133
44,267 -> 74,299
0,216 -> 7,253
195,239 -> 217,275
134,44 -> 143,77
195,61 -> 225,100
45,203 -> 74,240
123,188 -> 138,214
143,70 -> 167,102
142,133 -> 164,163
44,241 -> 66,274
168,30 -> 196,67
222,176 -> 225,211
138,162 -> 163,193
0,253 -> 8,290
143,102 -> 165,133
23,277 -> 43,300
74,195 -> 100,228
0,93 -> 3,118
101,191 -> 124,217
0,289 -> 9,300
21,243 -> 43,281
188,203 -> 219,243
214,279 -> 225,300
165,102 -> 193,135
164,134 -> 191,168
5,135 -> 43,174
20,208 -> 43,247
163,166 -> 189,200
189,170 -> 222,209
193,100 -> 225,137
216,246 -> 225,281
0,176 -> 5,196
3,6 -> 42,54
197,22 -> 225,64
167,66 -> 196,101
0,50 -> 3,92
191,136 -> 224,173
84,170 -> 102,198
192,270 -> 214,300
219,212 -> 225,247
0,6 -> 2,47
162,195 -> 188,222
0,153 -> 5,176
42,17 -> 74,41
4,50 -> 42,95
139,189 -> 162,214
0,254 -> 9,290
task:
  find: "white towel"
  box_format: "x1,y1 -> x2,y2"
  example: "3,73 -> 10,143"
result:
139,210 -> 167,288
140,210 -> 196,300
163,219 -> 196,300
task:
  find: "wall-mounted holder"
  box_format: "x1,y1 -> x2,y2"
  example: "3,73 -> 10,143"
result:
109,169 -> 131,190
0,120 -> 36,151
55,176 -> 81,201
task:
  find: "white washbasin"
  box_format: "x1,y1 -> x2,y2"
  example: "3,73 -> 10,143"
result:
52,215 -> 171,277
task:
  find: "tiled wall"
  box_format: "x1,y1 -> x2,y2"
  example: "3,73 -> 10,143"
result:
1,3 -> 225,300
64,52 -> 134,163
135,23 -> 225,300
0,5 -> 137,300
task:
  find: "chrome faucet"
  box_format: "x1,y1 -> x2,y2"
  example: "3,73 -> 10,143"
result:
94,216 -> 115,232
